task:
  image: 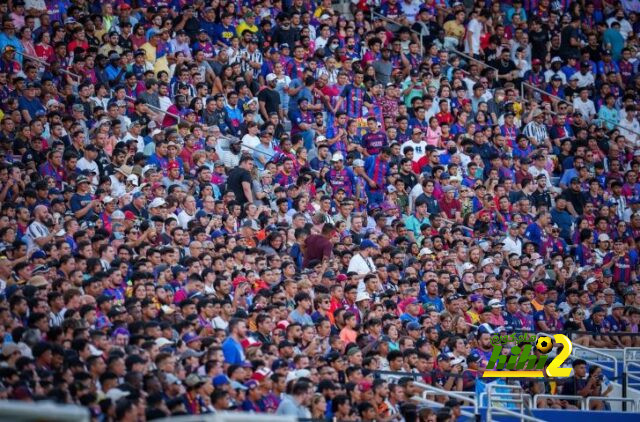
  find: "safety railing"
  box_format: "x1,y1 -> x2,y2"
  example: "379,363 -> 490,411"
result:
626,362 -> 640,389
624,348 -> 640,398
486,383 -> 542,422
123,95 -> 183,124
413,381 -> 479,416
446,46 -> 499,74
532,394 -> 586,410
414,396 -> 476,419
521,81 -> 640,139
586,396 -> 637,411
0,400 -> 90,421
480,392 -> 524,409
480,391 -> 532,408
16,51 -> 83,82
487,406 -> 545,422
370,11 -> 423,54
539,331 -> 619,379
573,343 -> 620,379
625,347 -> 640,362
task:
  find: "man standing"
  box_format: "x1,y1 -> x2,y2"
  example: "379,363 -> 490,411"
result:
222,318 -> 248,365
363,147 -> 391,206
258,74 -> 281,121
226,156 -> 254,205
347,240 -> 378,280
303,223 -> 336,268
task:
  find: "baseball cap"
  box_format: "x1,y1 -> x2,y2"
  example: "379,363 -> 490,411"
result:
360,239 -> 378,249
488,299 -> 503,308
534,285 -> 548,294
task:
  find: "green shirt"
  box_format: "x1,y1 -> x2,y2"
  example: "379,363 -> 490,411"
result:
404,214 -> 431,239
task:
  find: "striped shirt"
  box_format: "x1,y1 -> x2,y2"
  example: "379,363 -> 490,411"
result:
522,121 -> 548,144
25,221 -> 49,252
239,48 -> 263,78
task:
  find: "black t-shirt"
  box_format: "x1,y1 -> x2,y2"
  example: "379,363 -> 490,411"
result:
562,188 -> 586,215
226,167 -> 252,203
490,59 -> 517,79
399,170 -> 418,190
561,376 -> 587,401
257,88 -> 281,116
559,26 -> 579,59
530,30 -> 549,61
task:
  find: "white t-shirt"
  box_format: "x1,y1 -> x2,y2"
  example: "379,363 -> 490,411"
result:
178,210 -> 195,229
502,236 -> 523,256
347,253 -> 376,276
618,116 -> 640,146
466,18 -> 483,55
573,71 -> 595,88
241,134 -> 260,153
573,98 -> 596,120
109,175 -> 126,199
76,158 -> 100,184
405,140 -> 428,162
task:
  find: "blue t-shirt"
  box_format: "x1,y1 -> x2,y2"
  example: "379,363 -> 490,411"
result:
18,96 -> 45,120
70,193 -> 95,221
214,24 -> 236,45
222,337 -> 245,364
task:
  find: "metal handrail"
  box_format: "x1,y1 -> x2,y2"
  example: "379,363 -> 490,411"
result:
538,331 -> 619,379
521,81 -> 640,139
521,81 -> 572,108
487,406 -> 545,422
415,395 -> 476,418
16,50 -> 83,81
370,11 -> 423,54
479,391 -> 533,408
413,381 -> 479,416
532,394 -> 586,410
625,362 -> 640,389
123,95 -> 183,123
586,396 -> 637,411
0,400 -> 90,421
624,347 -> 640,362
486,382 -> 542,422
573,345 -> 620,379
446,46 -> 499,74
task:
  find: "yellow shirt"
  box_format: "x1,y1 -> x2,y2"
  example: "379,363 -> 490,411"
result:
153,55 -> 169,76
443,20 -> 465,41
140,42 -> 157,63
467,310 -> 480,325
314,6 -> 331,18
236,21 -> 258,37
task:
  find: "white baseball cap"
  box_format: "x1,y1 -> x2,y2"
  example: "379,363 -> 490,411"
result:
331,152 -> 344,162
149,198 -> 166,208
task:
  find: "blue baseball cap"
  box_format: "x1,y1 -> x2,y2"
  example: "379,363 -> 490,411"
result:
212,375 -> 230,387
360,239 -> 378,249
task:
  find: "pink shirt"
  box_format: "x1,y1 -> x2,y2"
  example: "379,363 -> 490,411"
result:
425,126 -> 442,147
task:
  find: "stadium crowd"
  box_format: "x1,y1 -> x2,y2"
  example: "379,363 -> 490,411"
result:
1,0 -> 640,420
